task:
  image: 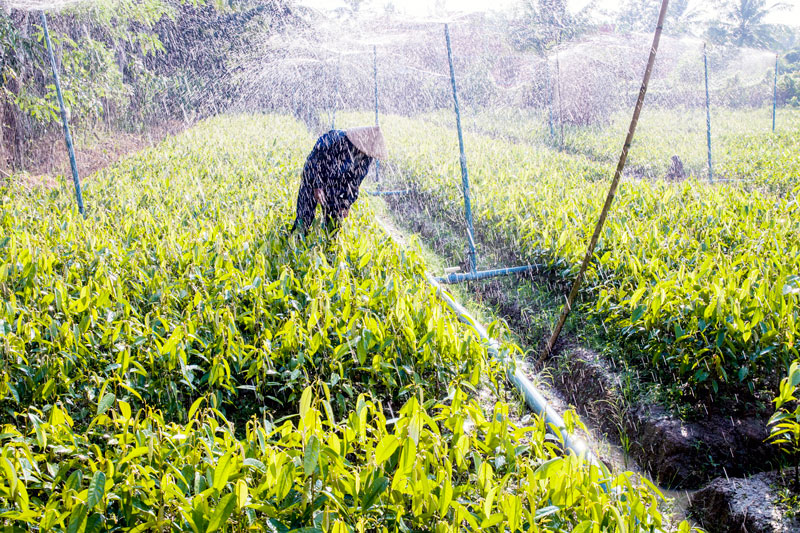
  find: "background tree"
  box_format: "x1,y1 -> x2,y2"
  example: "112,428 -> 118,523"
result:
708,0 -> 790,48
344,0 -> 363,14
617,0 -> 706,35
777,46 -> 800,106
507,0 -> 591,54
0,0 -> 297,172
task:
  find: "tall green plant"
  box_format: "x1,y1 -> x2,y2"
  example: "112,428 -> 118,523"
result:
769,360 -> 800,489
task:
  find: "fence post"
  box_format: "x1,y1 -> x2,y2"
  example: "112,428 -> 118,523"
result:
444,24 -> 477,273
773,53 -> 778,133
704,43 -> 713,183
331,54 -> 341,130
374,45 -> 381,186
546,59 -> 555,142
41,12 -> 84,217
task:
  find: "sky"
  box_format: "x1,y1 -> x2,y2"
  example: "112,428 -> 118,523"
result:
299,0 -> 800,27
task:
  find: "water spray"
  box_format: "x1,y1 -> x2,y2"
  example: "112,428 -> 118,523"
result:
556,52 -> 564,148
366,45 -> 409,198
547,59 -> 555,142
437,24 -> 555,284
331,54 -> 341,130
538,0 -> 672,363
41,11 -> 84,217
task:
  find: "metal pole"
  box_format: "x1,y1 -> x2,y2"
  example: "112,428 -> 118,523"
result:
374,45 -> 381,186
704,43 -> 713,183
538,0 -> 671,363
773,53 -> 778,132
41,12 -> 84,217
556,52 -> 564,148
436,264 -> 545,284
546,59 -> 555,142
444,24 -> 477,273
331,54 -> 341,130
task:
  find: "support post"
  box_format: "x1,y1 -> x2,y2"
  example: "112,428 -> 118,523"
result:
546,59 -> 555,142
331,54 -> 341,130
444,23 -> 477,273
374,45 -> 381,186
773,53 -> 778,133
41,12 -> 84,217
704,43 -> 713,183
556,52 -> 564,148
538,0 -> 671,363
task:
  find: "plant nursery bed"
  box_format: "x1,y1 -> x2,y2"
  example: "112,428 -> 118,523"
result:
468,273 -> 776,489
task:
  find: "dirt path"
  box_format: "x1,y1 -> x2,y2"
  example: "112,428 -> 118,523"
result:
3,121 -> 185,187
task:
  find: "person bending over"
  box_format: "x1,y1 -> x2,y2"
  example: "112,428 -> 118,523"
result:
292,126 -> 387,233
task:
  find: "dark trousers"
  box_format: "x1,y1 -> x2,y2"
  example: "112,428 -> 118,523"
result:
292,183 -> 342,233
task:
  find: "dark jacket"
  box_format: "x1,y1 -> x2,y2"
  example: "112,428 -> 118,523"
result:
304,130 -> 372,210
293,130 -> 373,231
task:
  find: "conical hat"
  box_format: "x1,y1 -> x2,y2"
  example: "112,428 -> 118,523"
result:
346,126 -> 388,160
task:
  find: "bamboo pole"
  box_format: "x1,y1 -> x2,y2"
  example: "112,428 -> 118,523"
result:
538,0 -> 671,363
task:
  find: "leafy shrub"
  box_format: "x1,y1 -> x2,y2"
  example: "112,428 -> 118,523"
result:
0,114 -> 690,531
355,112 -> 800,400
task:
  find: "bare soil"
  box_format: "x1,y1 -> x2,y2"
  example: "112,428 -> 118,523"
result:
690,470 -> 800,533
2,121 -> 185,188
549,346 -> 775,489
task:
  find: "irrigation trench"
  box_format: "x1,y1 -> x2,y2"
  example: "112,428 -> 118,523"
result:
372,215 -> 604,467
371,210 -> 695,524
371,0 -> 684,506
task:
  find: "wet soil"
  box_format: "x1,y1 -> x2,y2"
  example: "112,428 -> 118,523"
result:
548,345 -> 776,489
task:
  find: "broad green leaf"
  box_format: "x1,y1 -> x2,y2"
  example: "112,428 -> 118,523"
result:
207,493 -> 236,533
97,393 -> 116,416
374,434 -> 400,465
87,471 -> 106,509
188,396 -> 206,421
303,435 -> 321,476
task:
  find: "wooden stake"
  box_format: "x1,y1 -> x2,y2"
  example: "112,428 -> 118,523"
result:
537,0 -> 671,363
